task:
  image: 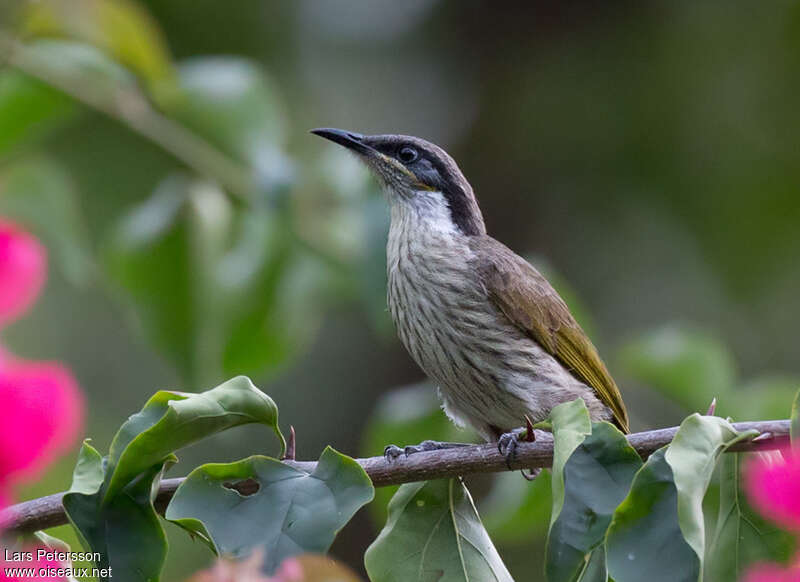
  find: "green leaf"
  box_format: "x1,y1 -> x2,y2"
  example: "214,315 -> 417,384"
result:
705,453 -> 795,582
360,383 -> 468,524
63,378 -> 284,580
790,388 -> 799,444
166,57 -> 291,193
606,415 -> 756,582
576,548 -> 606,582
606,448 -> 696,582
104,375 -> 285,501
166,447 -> 374,575
22,0 -> 174,89
546,421 -> 642,582
105,173 -> 233,383
618,326 -> 735,412
364,478 -> 513,582
0,157 -> 93,285
63,456 -> 171,582
549,399 -> 592,529
666,415 -> 756,567
69,439 -> 105,495
0,70 -> 76,156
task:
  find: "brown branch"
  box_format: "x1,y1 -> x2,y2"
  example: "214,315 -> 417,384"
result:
2,419 -> 790,536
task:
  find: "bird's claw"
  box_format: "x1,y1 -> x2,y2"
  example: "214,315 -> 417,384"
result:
384,440 -> 438,462
521,467 -> 542,481
402,440 -> 440,455
498,431 -> 520,469
384,440 -> 469,462
384,444 -> 404,462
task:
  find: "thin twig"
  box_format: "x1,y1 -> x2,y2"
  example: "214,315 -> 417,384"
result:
281,426 -> 296,461
2,419 -> 790,536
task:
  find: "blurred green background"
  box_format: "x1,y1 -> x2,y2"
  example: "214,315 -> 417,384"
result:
2,1 -> 799,579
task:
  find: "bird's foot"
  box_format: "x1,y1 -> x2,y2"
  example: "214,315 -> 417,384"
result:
497,429 -> 527,469
383,440 -> 471,462
498,418 -> 550,475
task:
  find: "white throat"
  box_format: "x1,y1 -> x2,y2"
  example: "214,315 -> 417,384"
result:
386,187 -> 472,283
388,188 -> 459,238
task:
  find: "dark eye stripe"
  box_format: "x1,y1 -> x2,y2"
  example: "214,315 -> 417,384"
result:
366,134 -> 486,236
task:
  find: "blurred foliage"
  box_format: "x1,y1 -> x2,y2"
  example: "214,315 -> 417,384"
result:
0,70 -> 76,154
619,325 -> 800,422
619,325 -> 736,413
0,1 -> 385,388
481,470 -> 552,542
166,57 -> 292,193
20,0 -> 174,89
104,175 -> 232,383
0,156 -> 93,285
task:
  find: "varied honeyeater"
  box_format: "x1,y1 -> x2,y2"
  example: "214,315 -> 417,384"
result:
312,129 -> 629,461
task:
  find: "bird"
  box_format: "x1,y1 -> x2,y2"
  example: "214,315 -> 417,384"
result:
311,128 -> 629,464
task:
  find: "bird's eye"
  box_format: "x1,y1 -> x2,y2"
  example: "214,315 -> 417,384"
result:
398,146 -> 419,164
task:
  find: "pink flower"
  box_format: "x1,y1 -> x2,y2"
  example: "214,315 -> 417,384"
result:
0,347 -> 84,498
0,220 -> 82,579
742,448 -> 800,581
0,219 -> 84,517
742,562 -> 800,582
272,557 -> 303,581
185,553 -> 362,581
745,448 -> 800,532
0,220 -> 46,328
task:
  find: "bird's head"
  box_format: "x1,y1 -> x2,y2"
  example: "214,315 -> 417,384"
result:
311,128 -> 486,236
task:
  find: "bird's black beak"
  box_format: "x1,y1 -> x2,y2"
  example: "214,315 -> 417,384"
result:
310,128 -> 375,156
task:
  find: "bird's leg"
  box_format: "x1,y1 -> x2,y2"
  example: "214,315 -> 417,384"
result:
384,440 -> 472,462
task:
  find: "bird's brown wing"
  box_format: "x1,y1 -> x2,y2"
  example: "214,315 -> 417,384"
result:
471,237 -> 630,433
